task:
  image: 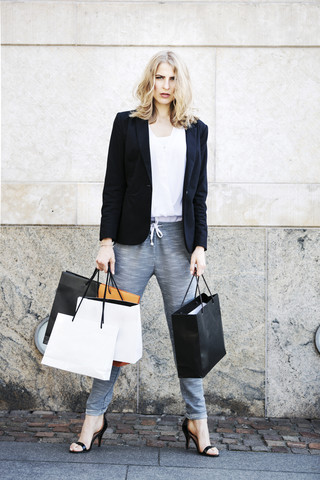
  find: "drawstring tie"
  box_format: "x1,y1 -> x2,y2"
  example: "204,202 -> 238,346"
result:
150,221 -> 163,246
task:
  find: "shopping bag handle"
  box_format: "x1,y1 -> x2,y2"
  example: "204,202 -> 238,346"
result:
107,271 -> 124,302
100,271 -> 124,328
72,268 -> 125,328
72,268 -> 100,321
180,274 -> 215,311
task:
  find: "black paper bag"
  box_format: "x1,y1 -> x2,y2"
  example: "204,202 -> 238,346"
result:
43,270 -> 100,344
172,279 -> 226,378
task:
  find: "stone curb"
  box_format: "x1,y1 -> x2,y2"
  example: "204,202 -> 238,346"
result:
0,411 -> 319,454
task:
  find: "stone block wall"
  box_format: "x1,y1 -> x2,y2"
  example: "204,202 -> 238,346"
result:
1,1 -> 320,417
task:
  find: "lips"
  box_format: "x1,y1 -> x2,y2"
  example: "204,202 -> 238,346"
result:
160,93 -> 171,98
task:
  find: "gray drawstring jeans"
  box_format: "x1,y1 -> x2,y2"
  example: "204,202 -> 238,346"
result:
86,221 -> 207,419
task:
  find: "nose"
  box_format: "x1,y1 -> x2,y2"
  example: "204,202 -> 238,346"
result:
164,78 -> 170,90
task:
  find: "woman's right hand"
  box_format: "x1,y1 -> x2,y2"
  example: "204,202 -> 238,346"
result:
96,245 -> 115,274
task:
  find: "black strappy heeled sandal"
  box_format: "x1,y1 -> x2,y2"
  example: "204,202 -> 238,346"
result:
70,414 -> 108,454
182,418 -> 219,457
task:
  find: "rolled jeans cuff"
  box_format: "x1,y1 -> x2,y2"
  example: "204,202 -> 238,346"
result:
186,413 -> 208,420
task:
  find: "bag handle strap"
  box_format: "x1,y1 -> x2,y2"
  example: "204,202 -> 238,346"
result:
72,268 -> 126,327
100,271 -> 124,328
108,271 -> 124,301
180,275 -> 195,307
201,275 -> 215,302
180,273 -> 214,310
195,275 -> 205,313
72,268 -> 100,322
100,271 -> 110,328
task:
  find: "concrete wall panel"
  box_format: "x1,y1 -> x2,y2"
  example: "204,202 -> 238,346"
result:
215,48 -> 320,184
2,1 -> 320,46
266,229 -> 320,418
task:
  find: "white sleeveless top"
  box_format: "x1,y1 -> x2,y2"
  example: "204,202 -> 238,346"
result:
148,125 -> 187,221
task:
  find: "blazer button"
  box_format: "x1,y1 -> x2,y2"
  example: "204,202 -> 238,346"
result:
147,184 -> 151,188
185,190 -> 189,195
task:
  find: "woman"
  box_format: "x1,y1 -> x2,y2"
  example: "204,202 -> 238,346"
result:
70,51 -> 219,457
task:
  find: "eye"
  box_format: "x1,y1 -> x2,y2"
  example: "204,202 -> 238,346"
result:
156,75 -> 164,79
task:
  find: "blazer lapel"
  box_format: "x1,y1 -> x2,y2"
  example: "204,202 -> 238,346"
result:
184,125 -> 197,189
136,118 -> 152,183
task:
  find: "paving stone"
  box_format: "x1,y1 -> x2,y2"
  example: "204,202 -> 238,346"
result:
236,418 -> 251,424
290,448 -> 310,454
209,443 -> 228,451
222,438 -> 238,444
8,432 -> 30,438
301,432 -> 320,438
286,441 -> 307,449
274,419 -> 292,425
9,410 -> 31,416
309,442 -> 320,449
53,426 -> 71,432
31,411 -> 54,415
251,424 -> 270,430
265,440 -> 286,447
159,436 -> 177,442
262,433 -> 282,440
236,428 -> 255,434
271,446 -> 290,453
275,426 -> 294,432
243,438 -> 265,447
27,422 -> 46,427
229,444 -> 250,451
251,445 -> 270,452
141,419 -> 157,426
34,432 -> 54,438
282,436 -> 300,442
220,433 -> 239,439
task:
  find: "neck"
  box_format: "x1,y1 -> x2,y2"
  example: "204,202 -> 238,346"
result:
154,101 -> 171,121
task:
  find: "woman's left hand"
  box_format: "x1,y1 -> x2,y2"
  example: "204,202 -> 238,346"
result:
190,246 -> 206,276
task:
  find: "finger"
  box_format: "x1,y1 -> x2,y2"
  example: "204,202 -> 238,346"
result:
96,260 -> 104,271
190,257 -> 196,275
109,257 -> 115,275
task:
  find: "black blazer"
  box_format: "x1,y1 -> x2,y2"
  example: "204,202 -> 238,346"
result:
100,111 -> 208,253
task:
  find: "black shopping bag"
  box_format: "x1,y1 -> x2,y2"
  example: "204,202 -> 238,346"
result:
172,275 -> 226,378
43,269 -> 101,344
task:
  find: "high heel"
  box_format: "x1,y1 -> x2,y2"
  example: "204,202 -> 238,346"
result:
182,418 -> 219,457
70,414 -> 108,453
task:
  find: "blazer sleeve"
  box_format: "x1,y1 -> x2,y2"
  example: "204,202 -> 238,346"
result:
99,113 -> 127,241
193,123 -> 208,250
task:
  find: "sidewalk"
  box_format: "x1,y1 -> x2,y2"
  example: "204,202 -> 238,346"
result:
1,411 -> 320,455
0,441 -> 319,479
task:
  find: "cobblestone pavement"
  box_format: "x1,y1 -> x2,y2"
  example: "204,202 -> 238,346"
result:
1,411 -> 319,455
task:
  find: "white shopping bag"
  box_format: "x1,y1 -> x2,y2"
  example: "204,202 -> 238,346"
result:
77,297 -> 142,364
42,297 -> 142,380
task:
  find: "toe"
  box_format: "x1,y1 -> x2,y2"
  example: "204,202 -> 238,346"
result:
208,447 -> 219,456
69,442 -> 83,452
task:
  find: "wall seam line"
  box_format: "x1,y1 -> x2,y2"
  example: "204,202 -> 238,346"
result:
265,227 -> 269,418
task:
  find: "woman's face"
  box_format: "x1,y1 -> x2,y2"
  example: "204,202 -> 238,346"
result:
153,62 -> 176,106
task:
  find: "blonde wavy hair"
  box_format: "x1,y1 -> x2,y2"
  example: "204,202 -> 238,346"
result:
130,51 -> 198,128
